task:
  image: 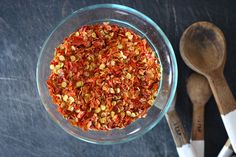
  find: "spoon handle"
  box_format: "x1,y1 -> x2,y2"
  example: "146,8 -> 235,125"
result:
166,110 -> 198,157
207,71 -> 236,152
191,105 -> 205,157
218,139 -> 233,157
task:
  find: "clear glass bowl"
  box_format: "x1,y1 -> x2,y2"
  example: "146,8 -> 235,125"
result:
36,4 -> 178,144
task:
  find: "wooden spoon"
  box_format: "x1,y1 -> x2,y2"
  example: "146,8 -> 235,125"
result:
180,21 -> 236,152
166,96 -> 198,157
218,139 -> 233,157
187,73 -> 212,157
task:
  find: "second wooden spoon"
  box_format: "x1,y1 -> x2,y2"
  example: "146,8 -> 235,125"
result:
187,73 -> 212,157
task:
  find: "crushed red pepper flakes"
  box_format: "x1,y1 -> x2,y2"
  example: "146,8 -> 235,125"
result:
46,22 -> 161,131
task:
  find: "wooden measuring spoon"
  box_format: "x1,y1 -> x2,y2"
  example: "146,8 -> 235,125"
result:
218,139 -> 234,157
166,96 -> 198,157
180,21 -> 236,152
187,73 -> 212,157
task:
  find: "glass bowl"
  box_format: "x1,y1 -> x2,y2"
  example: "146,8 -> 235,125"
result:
36,4 -> 178,144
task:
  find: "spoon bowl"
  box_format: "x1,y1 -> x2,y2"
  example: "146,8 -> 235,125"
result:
180,21 -> 226,74
187,73 -> 212,106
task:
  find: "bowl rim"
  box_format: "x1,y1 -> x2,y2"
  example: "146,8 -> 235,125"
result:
36,3 -> 178,145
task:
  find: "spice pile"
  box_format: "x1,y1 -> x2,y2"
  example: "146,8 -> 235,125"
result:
46,22 -> 161,131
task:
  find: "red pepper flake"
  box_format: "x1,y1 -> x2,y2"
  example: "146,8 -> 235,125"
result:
46,22 -> 161,131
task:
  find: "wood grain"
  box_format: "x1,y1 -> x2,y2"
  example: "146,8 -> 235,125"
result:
207,70 -> 236,115
191,106 -> 204,140
166,110 -> 189,147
